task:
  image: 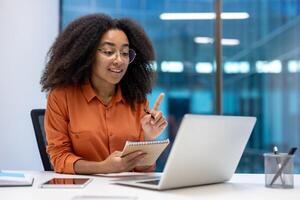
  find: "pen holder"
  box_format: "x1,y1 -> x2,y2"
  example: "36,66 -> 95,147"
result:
263,153 -> 294,189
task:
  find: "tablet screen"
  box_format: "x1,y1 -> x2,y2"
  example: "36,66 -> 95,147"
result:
43,178 -> 90,185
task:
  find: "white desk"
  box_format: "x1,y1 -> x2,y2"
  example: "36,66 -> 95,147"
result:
1,171 -> 300,200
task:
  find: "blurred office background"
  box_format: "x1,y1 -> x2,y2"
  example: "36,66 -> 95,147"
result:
0,0 -> 299,173
61,0 -> 300,173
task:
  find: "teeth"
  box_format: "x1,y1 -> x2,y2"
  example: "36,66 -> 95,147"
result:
109,68 -> 122,73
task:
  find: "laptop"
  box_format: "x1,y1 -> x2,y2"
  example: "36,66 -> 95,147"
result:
115,114 -> 256,190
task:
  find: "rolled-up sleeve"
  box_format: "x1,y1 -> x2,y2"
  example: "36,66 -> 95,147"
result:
45,89 -> 82,174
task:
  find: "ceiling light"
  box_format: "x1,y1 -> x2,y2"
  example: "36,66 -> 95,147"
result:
194,37 -> 213,44
161,61 -> 184,73
221,39 -> 240,46
160,12 -> 249,20
194,37 -> 240,46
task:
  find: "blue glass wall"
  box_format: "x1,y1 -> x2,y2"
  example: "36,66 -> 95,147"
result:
61,0 -> 300,173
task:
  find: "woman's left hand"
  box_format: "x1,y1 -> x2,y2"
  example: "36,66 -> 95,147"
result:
141,93 -> 168,140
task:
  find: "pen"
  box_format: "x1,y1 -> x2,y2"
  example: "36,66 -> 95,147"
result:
273,146 -> 285,185
144,108 -> 155,120
270,147 -> 297,185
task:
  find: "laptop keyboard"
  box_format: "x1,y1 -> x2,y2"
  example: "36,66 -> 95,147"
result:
138,179 -> 160,185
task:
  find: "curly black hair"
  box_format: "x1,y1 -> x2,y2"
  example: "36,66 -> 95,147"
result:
40,13 -> 155,108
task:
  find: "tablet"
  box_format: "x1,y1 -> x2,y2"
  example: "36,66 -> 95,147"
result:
41,178 -> 92,188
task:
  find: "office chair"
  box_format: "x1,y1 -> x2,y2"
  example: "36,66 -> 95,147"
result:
30,109 -> 53,171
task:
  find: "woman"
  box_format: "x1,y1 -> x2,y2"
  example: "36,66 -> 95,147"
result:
40,14 -> 167,174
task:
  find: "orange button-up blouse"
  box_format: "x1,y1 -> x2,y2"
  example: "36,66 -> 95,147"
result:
44,82 -> 149,174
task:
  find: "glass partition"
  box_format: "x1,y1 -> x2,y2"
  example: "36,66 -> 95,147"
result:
61,0 -> 300,173
223,0 -> 300,172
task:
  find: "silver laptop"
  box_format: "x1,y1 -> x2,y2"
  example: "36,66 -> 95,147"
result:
115,114 -> 256,190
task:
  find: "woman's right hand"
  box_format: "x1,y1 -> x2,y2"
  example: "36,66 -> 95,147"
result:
103,151 -> 146,173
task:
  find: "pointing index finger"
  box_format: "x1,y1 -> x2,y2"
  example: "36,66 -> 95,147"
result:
152,93 -> 165,111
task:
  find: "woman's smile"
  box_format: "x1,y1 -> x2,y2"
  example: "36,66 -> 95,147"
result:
108,67 -> 123,73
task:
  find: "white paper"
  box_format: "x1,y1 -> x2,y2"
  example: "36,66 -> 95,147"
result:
95,172 -> 150,177
72,195 -> 137,200
0,171 -> 33,186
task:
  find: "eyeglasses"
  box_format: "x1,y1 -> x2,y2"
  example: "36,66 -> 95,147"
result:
97,48 -> 136,63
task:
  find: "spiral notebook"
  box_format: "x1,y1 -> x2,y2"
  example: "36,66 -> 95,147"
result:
121,139 -> 170,166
